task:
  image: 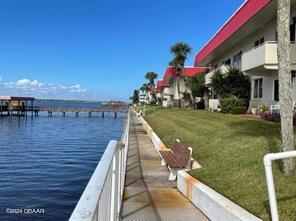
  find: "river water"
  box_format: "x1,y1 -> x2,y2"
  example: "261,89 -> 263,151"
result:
0,101 -> 126,221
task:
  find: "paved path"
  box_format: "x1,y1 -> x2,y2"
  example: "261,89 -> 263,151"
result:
120,111 -> 209,221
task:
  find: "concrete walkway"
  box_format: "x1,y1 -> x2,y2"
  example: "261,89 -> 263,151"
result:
120,112 -> 209,221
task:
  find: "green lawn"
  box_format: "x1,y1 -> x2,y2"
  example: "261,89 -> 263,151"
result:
144,109 -> 296,221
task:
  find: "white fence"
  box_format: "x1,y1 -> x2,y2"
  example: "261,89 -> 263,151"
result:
69,111 -> 130,221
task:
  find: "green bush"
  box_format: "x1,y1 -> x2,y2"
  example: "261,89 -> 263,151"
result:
219,97 -> 238,113
231,106 -> 247,114
219,96 -> 248,114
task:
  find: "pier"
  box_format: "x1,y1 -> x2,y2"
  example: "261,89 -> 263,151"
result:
35,107 -> 127,118
0,96 -> 127,118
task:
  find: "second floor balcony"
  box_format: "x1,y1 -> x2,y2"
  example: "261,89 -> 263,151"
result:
242,41 -> 296,73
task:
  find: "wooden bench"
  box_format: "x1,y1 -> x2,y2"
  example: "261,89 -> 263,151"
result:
159,139 -> 192,180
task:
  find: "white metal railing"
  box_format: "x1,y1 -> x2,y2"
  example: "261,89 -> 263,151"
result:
243,41 -> 277,55
263,151 -> 296,221
69,111 -> 130,221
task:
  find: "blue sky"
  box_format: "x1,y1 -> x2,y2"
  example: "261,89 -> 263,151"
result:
0,0 -> 244,101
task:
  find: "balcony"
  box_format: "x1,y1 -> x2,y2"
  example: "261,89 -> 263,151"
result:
242,41 -> 296,73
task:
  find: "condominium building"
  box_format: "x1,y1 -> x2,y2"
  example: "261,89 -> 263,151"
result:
162,66 -> 205,107
195,0 -> 296,110
156,80 -> 173,107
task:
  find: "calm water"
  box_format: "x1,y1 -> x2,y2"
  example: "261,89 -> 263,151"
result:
0,101 -> 126,221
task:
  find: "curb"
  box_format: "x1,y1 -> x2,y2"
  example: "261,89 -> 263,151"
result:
177,171 -> 262,221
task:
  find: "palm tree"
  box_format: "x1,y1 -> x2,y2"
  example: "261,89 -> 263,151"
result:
142,83 -> 150,96
140,86 -> 145,96
277,0 -> 295,175
169,42 -> 192,107
145,72 -> 158,88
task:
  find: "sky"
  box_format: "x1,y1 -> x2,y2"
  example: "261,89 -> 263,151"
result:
0,0 -> 244,101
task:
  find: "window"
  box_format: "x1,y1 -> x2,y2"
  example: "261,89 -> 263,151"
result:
254,37 -> 264,47
274,79 -> 279,101
253,78 -> 263,99
290,23 -> 295,41
210,89 -> 217,99
233,52 -> 242,69
223,58 -> 231,66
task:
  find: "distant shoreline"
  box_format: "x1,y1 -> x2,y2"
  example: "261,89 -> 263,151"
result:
36,98 -> 129,104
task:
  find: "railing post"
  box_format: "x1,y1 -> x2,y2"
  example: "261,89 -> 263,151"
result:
263,151 -> 296,221
110,146 -> 120,221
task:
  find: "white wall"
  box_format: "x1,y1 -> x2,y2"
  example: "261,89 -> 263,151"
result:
173,78 -> 186,100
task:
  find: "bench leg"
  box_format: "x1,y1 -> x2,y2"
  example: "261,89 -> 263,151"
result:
168,169 -> 177,181
161,158 -> 166,166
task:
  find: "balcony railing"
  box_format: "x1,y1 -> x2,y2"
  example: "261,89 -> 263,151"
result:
69,111 -> 130,221
242,41 -> 296,72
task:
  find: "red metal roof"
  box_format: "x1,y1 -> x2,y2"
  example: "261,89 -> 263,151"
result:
151,87 -> 160,92
163,67 -> 205,82
157,80 -> 170,88
194,0 -> 271,66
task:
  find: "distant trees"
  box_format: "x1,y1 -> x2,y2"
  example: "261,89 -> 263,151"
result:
131,90 -> 139,104
169,42 -> 192,107
145,72 -> 158,88
141,83 -> 150,97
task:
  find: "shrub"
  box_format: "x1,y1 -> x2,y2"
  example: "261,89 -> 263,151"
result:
195,99 -> 205,109
231,106 -> 247,114
219,97 -> 239,113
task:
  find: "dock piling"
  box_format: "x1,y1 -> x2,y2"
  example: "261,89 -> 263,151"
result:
88,112 -> 91,117
62,112 -> 66,117
75,112 -> 79,117
102,112 -> 105,118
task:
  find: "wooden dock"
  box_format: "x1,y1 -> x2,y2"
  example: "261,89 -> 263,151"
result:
1,106 -> 128,118
35,106 -> 128,117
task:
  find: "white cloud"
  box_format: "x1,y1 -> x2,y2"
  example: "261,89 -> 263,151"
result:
16,78 -> 31,86
0,78 -> 88,98
0,77 -> 128,101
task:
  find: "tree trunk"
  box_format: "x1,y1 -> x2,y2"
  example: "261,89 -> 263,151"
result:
189,91 -> 194,108
204,88 -> 209,110
277,0 -> 295,175
177,75 -> 181,108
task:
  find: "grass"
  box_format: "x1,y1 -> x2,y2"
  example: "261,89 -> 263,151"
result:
144,108 -> 296,221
